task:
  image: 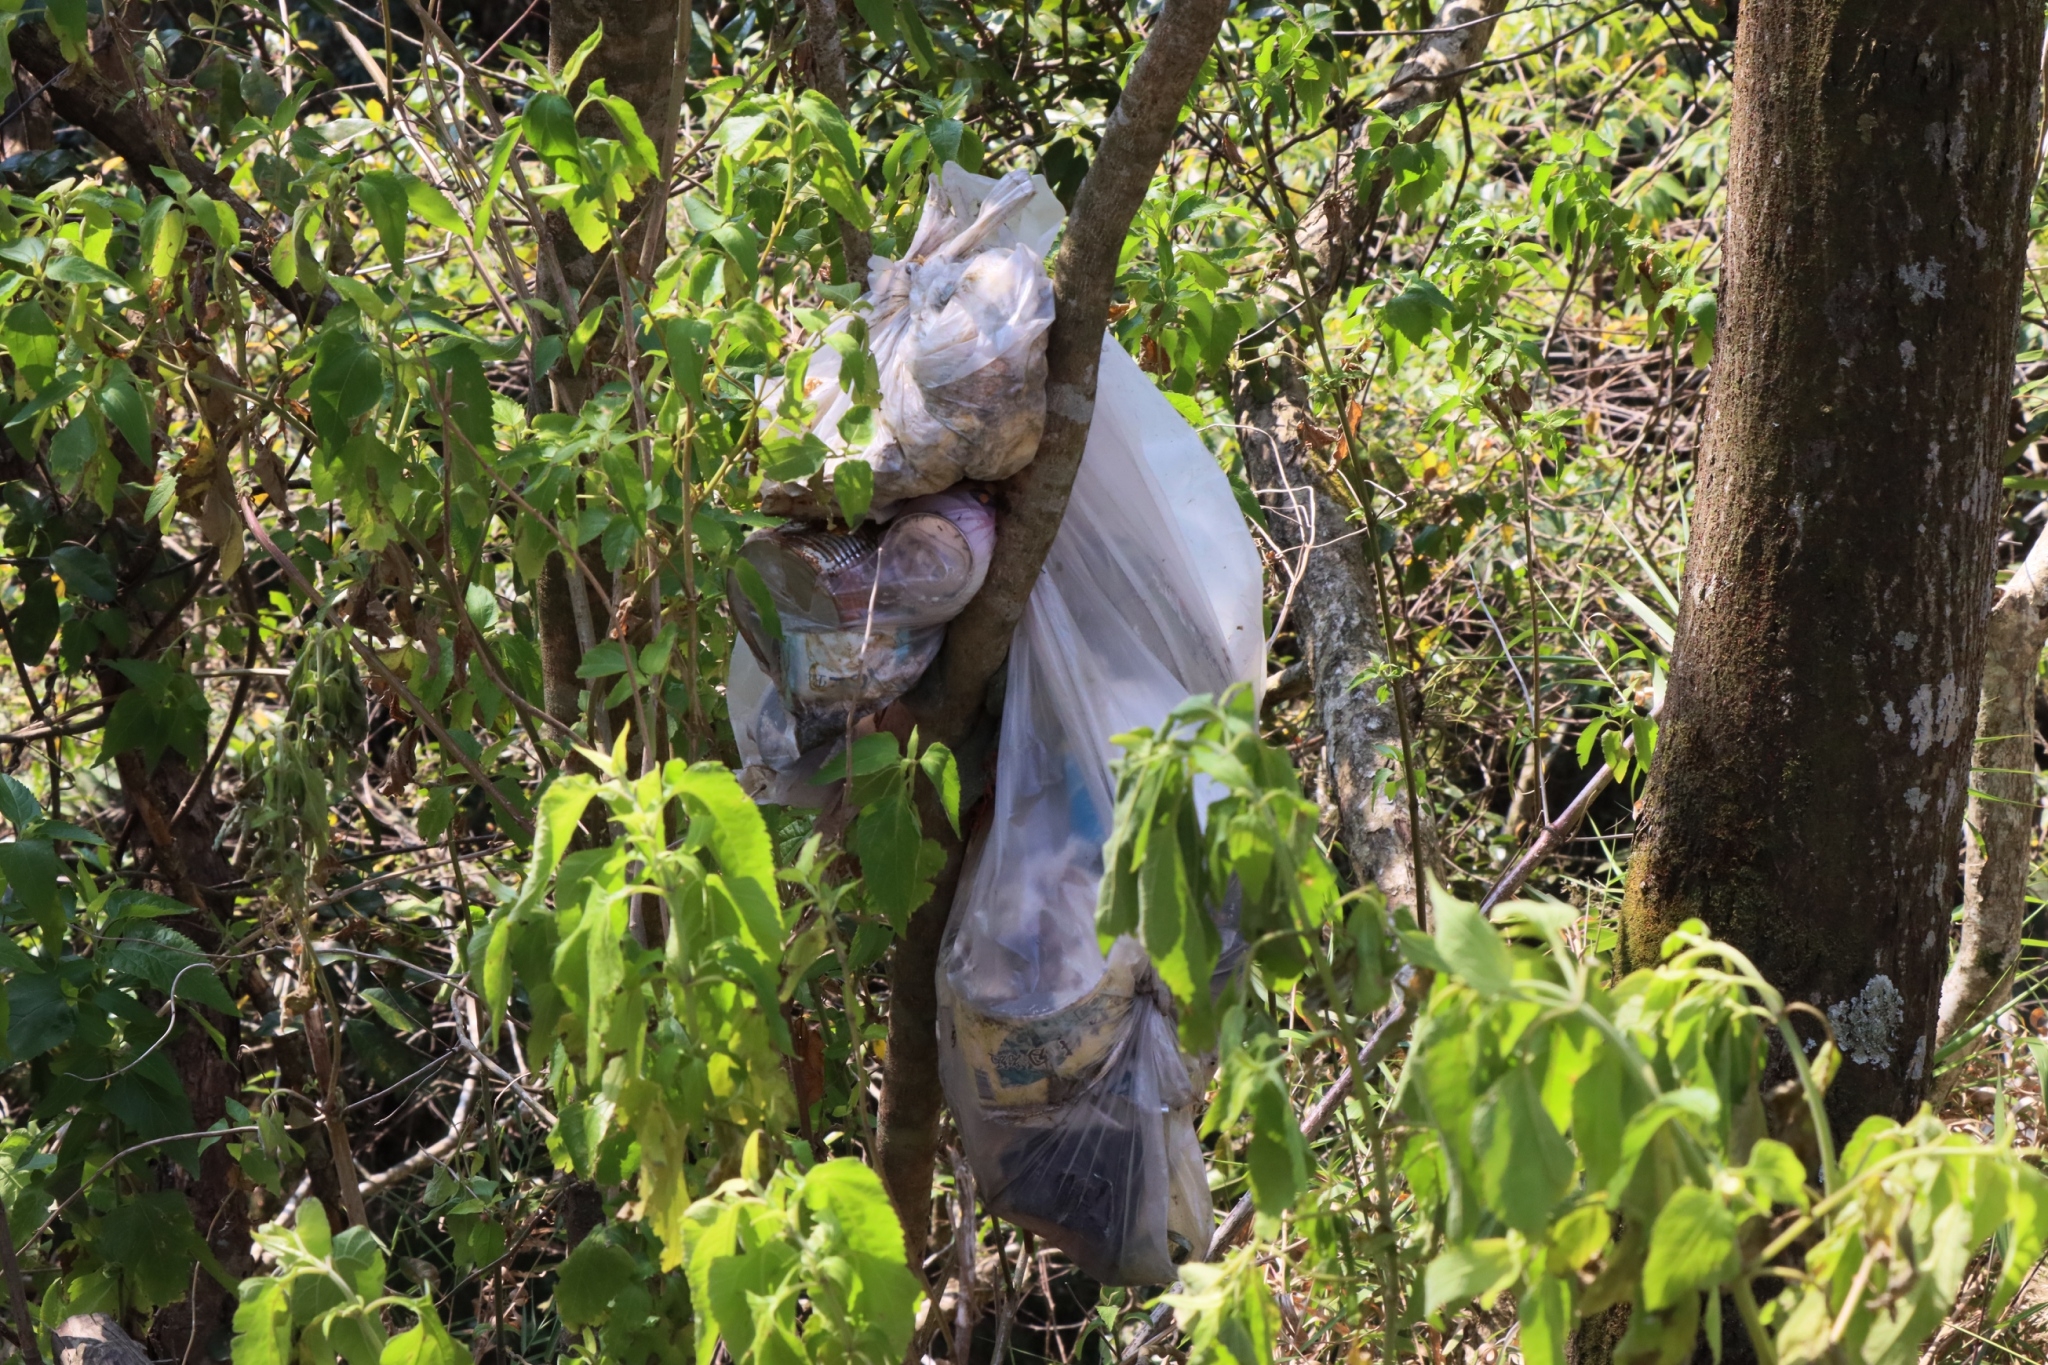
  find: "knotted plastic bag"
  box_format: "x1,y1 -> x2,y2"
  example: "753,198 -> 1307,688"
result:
728,488 -> 995,775
761,164 -> 1063,518
936,339 -> 1266,1285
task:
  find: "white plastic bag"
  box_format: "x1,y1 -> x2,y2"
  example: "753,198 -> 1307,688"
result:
728,489 -> 995,761
936,339 -> 1266,1285
761,164 -> 1063,517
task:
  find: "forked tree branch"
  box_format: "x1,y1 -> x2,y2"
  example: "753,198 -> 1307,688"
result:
875,0 -> 1232,1261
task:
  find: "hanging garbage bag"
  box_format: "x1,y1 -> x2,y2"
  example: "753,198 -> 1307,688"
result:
936,339 -> 1266,1286
760,164 -> 1063,518
728,487 -> 996,763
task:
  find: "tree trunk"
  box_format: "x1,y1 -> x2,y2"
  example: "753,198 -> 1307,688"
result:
1934,527 -> 2048,1089
1235,367 -> 1418,909
534,0 -> 689,727
1620,0 -> 2043,1127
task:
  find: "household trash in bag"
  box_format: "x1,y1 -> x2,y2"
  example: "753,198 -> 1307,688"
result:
728,487 -> 995,759
759,164 -> 1063,519
937,339 -> 1266,1286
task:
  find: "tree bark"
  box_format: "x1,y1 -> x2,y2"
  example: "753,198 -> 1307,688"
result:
1620,0 -> 2044,1127
1235,368 -> 1417,909
1934,527 -> 2048,1087
874,0 -> 1233,1260
534,0 -> 689,725
800,0 -> 872,288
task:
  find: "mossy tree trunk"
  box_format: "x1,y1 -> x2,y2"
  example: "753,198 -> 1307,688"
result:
1620,0 -> 2043,1128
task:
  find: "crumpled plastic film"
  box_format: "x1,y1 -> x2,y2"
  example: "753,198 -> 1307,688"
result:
937,339 -> 1266,1286
761,164 -> 1063,518
728,488 -> 996,778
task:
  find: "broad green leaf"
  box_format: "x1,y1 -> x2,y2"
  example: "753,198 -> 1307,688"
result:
378,1317 -> 466,1365
833,457 -> 874,524
523,92 -> 580,160
0,773 -> 41,832
555,1237 -> 638,1327
1642,1185 -> 1738,1311
798,1159 -> 909,1262
0,838 -> 61,939
357,170 -> 409,269
48,255 -> 126,289
3,302 -> 58,390
1432,886 -> 1514,997
6,969 -> 75,1059
98,375 -> 153,457
231,1277 -> 293,1365
1422,1238 -> 1517,1315
105,920 -> 238,1012
1742,1138 -> 1811,1211
1473,1066 -> 1573,1232
853,788 -> 937,932
1518,1273 -> 1571,1365
96,1190 -> 211,1310
796,90 -> 862,177
50,545 -> 116,602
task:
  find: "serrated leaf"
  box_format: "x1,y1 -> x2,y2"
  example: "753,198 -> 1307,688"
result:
0,773 -> 41,832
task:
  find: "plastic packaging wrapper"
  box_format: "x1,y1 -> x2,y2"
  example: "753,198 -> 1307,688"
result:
760,164 -> 1062,518
937,340 -> 1266,1286
729,489 -> 995,786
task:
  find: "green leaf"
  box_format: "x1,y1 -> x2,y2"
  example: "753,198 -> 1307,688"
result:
1742,1137 -> 1811,1211
576,640 -> 629,679
898,0 -> 942,71
50,544 -> 116,602
833,457 -> 874,525
6,969 -> 76,1060
918,741 -> 960,835
594,96 -> 661,180
854,788 -> 939,932
523,92 -> 580,160
0,773 -> 43,832
48,412 -> 99,482
232,1277 -> 293,1365
96,1190 -> 211,1310
105,920 -> 238,1013
358,170 -> 409,270
2,302 -> 58,390
1472,1066 -> 1574,1233
359,985 -> 424,1032
0,838 -> 61,939
555,1238 -> 639,1327
1380,278 -> 1454,344
1432,887 -> 1515,997
730,559 -> 783,651
1642,1185 -> 1738,1310
308,329 -> 386,448
796,90 -> 862,177
403,175 -> 467,234
850,0 -> 896,44
46,0 -> 89,51
798,1159 -> 909,1262
379,1316 -> 466,1365
1518,1273 -> 1571,1365
47,255 -> 127,289
1423,1238 -> 1517,1315
98,375 -> 153,457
